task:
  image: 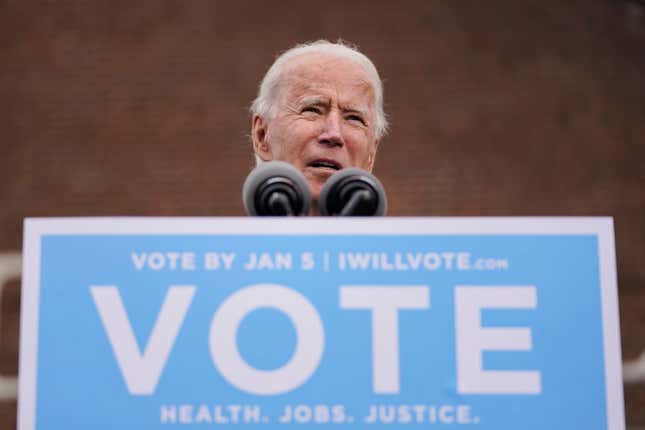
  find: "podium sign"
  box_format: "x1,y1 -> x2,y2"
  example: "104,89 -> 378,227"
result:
19,218 -> 624,429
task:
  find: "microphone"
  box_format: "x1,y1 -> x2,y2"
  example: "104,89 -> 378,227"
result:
319,168 -> 387,216
242,161 -> 312,216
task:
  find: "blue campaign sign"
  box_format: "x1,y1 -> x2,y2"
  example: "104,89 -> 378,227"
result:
19,218 -> 624,430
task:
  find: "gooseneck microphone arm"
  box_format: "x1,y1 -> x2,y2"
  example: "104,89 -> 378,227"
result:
267,192 -> 295,216
338,189 -> 372,216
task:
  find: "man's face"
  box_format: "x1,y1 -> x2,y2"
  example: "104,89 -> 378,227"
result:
252,53 -> 379,204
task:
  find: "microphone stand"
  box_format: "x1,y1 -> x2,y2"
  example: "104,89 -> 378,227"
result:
267,192 -> 295,216
338,189 -> 371,216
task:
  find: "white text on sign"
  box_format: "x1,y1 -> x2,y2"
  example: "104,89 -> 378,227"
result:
90,284 -> 540,396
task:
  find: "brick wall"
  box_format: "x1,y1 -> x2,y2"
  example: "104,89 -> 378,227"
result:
1,0 -> 644,426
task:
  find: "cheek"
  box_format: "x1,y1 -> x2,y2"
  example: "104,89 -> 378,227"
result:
294,119 -> 322,138
268,120 -> 318,160
285,121 -> 319,150
346,131 -> 375,165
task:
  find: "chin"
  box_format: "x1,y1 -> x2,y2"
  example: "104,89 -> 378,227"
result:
303,170 -> 332,202
308,180 -> 323,203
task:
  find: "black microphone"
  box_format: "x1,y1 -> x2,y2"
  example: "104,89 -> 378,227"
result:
319,168 -> 387,216
242,161 -> 312,216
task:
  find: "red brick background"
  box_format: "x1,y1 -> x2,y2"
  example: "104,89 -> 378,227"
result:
1,0 -> 644,427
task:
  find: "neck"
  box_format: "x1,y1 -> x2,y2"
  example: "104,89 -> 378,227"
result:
310,199 -> 320,216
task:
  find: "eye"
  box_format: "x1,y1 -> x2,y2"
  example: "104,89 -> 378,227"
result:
302,106 -> 322,115
346,114 -> 366,125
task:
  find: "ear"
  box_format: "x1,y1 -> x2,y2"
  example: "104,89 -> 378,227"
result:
366,139 -> 379,172
252,114 -> 273,161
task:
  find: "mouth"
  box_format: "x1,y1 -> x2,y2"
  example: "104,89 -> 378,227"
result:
307,158 -> 342,171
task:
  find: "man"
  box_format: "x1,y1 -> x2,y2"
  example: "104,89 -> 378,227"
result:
250,40 -> 387,214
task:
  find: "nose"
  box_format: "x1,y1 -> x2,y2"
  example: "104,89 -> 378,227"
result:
318,110 -> 344,147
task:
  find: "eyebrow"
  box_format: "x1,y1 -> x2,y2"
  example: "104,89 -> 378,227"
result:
298,96 -> 330,108
299,97 -> 368,117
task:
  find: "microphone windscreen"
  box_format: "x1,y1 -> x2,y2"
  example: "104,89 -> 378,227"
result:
242,161 -> 312,216
319,168 -> 387,216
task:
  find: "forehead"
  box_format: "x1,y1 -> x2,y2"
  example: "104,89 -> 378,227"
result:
277,53 -> 375,106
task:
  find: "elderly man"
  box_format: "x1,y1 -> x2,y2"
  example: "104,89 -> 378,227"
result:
250,40 -> 387,214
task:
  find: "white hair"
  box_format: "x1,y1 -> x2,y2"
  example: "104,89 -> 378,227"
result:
250,40 -> 388,140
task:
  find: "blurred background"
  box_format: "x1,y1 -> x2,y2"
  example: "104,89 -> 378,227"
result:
1,0 -> 644,427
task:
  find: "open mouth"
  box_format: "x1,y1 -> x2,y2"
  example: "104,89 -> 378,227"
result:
308,159 -> 342,171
